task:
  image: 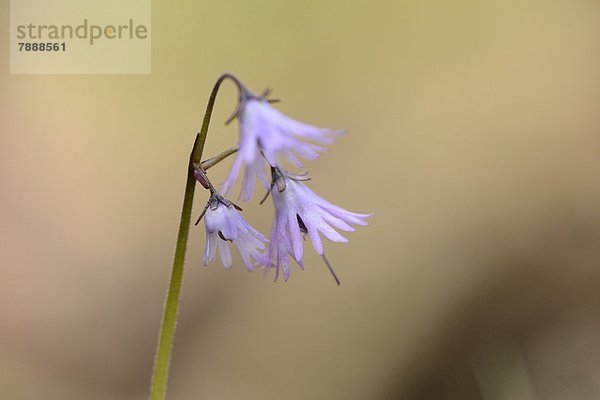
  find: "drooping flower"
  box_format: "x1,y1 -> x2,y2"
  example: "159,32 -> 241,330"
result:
267,168 -> 372,282
221,91 -> 345,202
202,194 -> 269,270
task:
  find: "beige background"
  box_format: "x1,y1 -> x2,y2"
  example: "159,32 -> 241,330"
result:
1,1 -> 600,399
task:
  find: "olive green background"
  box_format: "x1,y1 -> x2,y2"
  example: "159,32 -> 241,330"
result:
1,1 -> 600,399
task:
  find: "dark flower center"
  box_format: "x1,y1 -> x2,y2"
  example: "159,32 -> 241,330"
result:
297,215 -> 308,234
218,231 -> 231,242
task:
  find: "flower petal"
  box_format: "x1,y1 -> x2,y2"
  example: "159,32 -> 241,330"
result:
287,212 -> 304,262
306,223 -> 324,255
218,239 -> 232,268
204,232 -> 217,266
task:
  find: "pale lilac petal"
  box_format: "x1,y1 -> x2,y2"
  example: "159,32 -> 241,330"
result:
204,233 -> 217,266
278,110 -> 345,143
273,261 -> 280,282
321,212 -> 356,232
236,231 -> 269,271
218,240 -> 232,268
282,259 -> 291,281
326,207 -> 372,226
315,220 -> 348,243
222,150 -> 270,202
267,222 -> 278,261
291,142 -> 325,161
221,155 -> 244,196
287,212 -> 304,261
239,249 -> 252,271
306,223 -> 324,255
241,161 -> 258,202
318,199 -> 373,219
246,224 -> 268,242
261,145 -> 279,168
266,214 -> 304,282
238,113 -> 260,163
281,149 -> 304,169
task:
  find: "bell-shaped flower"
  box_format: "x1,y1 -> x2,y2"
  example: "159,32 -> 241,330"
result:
267,168 -> 372,282
202,194 -> 269,271
221,93 -> 345,202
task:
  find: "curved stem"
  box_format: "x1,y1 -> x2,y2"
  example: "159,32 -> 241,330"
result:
192,73 -> 244,164
149,73 -> 240,400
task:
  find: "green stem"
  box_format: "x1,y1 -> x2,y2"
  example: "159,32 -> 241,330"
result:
149,73 -> 240,400
148,141 -> 197,400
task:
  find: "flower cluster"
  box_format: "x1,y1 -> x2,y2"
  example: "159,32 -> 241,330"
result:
195,75 -> 371,283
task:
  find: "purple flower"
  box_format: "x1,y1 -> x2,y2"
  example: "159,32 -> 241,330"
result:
203,195 -> 269,271
267,168 -> 372,282
221,96 -> 345,202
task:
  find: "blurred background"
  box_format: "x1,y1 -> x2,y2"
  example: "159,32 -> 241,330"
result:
1,0 -> 600,399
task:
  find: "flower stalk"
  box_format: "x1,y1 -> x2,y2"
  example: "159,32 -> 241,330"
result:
148,141 -> 197,400
201,145 -> 239,171
149,73 -> 239,400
